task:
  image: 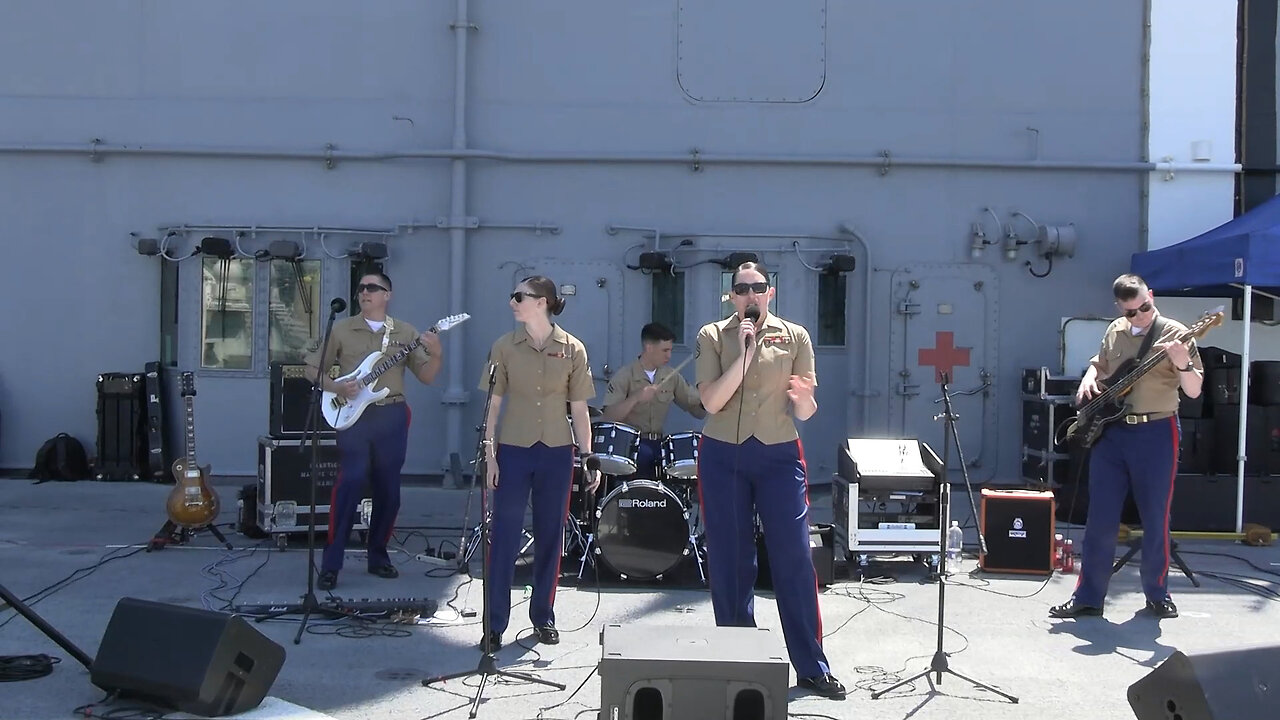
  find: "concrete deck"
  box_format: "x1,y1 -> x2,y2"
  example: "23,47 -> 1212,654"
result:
1,477 -> 1277,720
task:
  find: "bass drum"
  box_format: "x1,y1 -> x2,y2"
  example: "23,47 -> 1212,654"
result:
594,480 -> 690,580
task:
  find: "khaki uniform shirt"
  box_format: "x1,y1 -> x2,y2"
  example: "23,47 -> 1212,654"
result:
482,325 -> 595,447
602,359 -> 706,435
1090,313 -> 1200,415
305,315 -> 432,402
696,313 -> 816,444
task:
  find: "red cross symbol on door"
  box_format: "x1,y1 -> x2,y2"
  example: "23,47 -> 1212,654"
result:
917,331 -> 971,383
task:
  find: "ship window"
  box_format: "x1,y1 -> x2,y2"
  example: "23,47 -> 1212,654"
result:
651,270 -> 686,343
200,258 -> 255,370
268,259 -> 322,364
817,270 -> 847,346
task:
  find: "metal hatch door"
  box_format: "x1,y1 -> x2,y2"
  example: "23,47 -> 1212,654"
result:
888,264 -> 999,483
519,259 -> 624,403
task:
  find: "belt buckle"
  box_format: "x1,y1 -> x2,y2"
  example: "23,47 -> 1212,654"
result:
1125,415 -> 1140,425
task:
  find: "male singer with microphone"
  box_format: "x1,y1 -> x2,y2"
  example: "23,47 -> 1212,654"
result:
695,261 -> 845,700
305,271 -> 443,591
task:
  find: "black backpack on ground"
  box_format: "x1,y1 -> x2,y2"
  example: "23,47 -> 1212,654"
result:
30,433 -> 92,482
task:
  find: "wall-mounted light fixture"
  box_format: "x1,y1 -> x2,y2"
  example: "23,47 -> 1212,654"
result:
637,251 -> 673,272
266,239 -> 302,260
721,251 -> 759,269
198,236 -> 235,259
351,241 -> 388,261
824,253 -> 857,274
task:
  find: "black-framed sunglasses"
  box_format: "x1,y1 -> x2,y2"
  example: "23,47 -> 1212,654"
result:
1122,301 -> 1153,318
356,283 -> 388,294
510,291 -> 543,303
732,282 -> 769,296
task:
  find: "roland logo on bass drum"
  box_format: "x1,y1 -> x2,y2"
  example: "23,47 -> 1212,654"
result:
617,497 -> 668,509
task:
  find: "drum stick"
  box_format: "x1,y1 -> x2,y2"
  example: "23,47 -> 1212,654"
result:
656,354 -> 695,387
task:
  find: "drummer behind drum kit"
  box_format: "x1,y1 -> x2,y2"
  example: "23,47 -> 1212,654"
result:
566,420 -> 708,584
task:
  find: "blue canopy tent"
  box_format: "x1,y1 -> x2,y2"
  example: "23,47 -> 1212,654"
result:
1131,194 -> 1280,532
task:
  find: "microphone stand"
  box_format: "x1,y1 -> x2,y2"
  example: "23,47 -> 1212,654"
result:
872,372 -> 1017,704
256,297 -> 348,643
422,364 -> 564,719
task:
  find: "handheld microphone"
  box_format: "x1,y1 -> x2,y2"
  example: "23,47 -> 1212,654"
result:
330,298 -> 347,313
744,304 -> 761,328
583,453 -> 601,473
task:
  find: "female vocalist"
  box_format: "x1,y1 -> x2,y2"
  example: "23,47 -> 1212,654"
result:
694,261 -> 845,699
478,275 -> 599,652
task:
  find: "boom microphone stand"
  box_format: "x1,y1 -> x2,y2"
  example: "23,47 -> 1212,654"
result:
256,297 -> 348,643
422,364 -> 564,719
0,581 -> 94,671
872,372 -> 1017,704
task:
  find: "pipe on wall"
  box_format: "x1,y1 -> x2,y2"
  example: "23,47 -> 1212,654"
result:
442,0 -> 473,475
0,141 -> 1242,175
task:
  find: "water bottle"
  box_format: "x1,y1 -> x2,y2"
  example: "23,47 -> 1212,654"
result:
1053,533 -> 1065,571
1063,539 -> 1075,573
945,521 -> 964,567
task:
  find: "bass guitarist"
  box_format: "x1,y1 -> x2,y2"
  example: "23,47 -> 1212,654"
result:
306,270 -> 443,591
1050,273 -> 1202,621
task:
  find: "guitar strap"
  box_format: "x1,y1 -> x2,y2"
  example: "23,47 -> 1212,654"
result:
1135,315 -> 1164,364
381,316 -> 394,354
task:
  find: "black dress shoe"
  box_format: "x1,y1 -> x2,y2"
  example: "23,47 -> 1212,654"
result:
1048,599 -> 1103,618
1146,597 -> 1179,619
368,564 -> 399,579
798,674 -> 847,699
317,570 -> 338,591
535,626 -> 560,645
479,631 -> 502,652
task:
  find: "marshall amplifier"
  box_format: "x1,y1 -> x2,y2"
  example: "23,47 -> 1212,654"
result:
268,363 -> 338,438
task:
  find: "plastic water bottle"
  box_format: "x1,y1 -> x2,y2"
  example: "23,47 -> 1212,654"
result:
1063,539 -> 1075,573
945,521 -> 964,567
1053,533 -> 1065,571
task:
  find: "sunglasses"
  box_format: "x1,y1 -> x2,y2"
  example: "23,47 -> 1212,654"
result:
356,283 -> 388,294
1122,301 -> 1153,318
510,291 -> 543,303
732,282 -> 769,296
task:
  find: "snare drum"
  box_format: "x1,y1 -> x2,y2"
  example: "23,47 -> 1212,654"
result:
660,432 -> 701,481
591,421 -> 640,476
594,480 -> 690,579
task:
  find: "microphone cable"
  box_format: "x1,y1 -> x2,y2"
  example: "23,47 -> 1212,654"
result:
730,305 -> 760,613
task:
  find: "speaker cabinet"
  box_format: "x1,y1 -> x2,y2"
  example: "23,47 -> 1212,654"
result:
1129,644 -> 1279,720
599,624 -> 789,720
91,598 -> 285,717
979,489 -> 1054,575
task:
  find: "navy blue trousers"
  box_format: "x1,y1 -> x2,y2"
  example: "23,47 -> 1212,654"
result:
323,403 -> 409,573
1073,417 -> 1180,606
698,436 -> 829,679
487,442 -> 574,635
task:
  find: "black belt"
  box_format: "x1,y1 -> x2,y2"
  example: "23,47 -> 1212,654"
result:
1124,411 -> 1173,424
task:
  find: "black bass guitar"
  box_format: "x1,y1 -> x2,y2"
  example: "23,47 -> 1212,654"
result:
1063,308 -> 1223,448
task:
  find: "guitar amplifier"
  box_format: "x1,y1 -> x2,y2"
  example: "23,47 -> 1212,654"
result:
269,363 -> 338,438
979,489 -> 1055,575
256,436 -> 368,535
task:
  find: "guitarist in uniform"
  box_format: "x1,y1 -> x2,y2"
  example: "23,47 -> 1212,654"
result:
307,271 -> 443,590
1050,274 -> 1202,620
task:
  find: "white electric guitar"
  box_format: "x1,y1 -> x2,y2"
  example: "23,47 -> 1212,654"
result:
322,313 -> 470,431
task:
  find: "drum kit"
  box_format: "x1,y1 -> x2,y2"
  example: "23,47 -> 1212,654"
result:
565,419 -> 706,583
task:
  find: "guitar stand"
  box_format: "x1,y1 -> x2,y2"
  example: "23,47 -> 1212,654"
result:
1111,537 -> 1200,587
147,519 -> 233,551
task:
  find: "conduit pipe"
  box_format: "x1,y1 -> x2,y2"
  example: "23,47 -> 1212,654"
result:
442,0 -> 473,473
0,141 -> 1242,174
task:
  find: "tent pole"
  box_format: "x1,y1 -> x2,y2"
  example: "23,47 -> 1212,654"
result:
1236,285 -> 1253,534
